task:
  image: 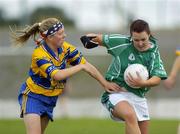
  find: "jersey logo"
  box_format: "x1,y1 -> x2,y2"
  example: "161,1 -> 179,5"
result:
128,53 -> 135,61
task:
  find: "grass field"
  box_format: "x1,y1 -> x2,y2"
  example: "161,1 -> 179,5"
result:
0,118 -> 179,134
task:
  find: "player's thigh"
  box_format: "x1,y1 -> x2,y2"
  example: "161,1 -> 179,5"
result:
112,101 -> 137,122
24,113 -> 41,134
41,115 -> 49,134
138,120 -> 149,134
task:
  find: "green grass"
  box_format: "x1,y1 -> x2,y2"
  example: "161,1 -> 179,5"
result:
0,118 -> 179,134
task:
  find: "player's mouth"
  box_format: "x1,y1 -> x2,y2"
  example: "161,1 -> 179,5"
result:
137,46 -> 147,51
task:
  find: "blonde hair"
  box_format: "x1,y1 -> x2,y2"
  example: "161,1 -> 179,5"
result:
10,18 -> 60,46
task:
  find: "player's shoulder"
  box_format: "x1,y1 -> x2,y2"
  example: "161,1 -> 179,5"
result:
149,36 -> 158,50
63,41 -> 73,47
149,36 -> 157,44
62,41 -> 76,51
148,36 -> 159,52
104,34 -> 130,40
103,34 -> 131,46
32,45 -> 48,59
111,34 -> 129,38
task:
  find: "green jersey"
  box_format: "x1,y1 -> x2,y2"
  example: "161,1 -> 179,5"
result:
102,34 -> 167,97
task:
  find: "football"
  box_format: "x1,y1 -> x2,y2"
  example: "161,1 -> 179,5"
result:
124,64 -> 149,88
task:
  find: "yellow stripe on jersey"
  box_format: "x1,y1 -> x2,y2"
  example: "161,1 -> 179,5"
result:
26,77 -> 63,96
25,41 -> 86,97
63,42 -> 86,65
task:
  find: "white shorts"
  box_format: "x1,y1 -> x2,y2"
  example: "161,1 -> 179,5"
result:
102,92 -> 150,122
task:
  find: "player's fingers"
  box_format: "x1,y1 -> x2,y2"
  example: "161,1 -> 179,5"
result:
127,75 -> 134,83
126,78 -> 136,87
114,84 -> 124,92
110,87 -> 120,92
114,85 -> 126,92
128,73 -> 134,81
86,33 -> 98,37
106,88 -> 116,93
108,86 -> 121,93
111,83 -> 121,90
136,71 -> 141,79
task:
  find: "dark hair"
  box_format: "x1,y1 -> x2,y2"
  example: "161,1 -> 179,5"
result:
130,19 -> 151,36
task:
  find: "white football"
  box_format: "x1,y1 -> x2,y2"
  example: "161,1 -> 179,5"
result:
124,64 -> 149,88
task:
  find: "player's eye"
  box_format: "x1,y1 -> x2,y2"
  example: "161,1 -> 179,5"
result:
141,38 -> 146,41
134,39 -> 139,42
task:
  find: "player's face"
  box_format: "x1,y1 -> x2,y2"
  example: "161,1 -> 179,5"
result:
49,28 -> 66,47
132,31 -> 150,52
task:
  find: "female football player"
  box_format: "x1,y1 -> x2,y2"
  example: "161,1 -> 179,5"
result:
81,19 -> 167,134
164,47 -> 180,89
11,18 -> 121,134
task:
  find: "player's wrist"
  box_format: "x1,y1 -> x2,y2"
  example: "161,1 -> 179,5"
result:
141,80 -> 149,87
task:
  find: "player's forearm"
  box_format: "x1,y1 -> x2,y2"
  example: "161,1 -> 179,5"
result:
84,62 -> 107,87
144,76 -> 161,87
53,64 -> 83,81
169,56 -> 180,79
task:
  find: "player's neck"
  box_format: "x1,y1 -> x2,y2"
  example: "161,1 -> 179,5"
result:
45,40 -> 58,54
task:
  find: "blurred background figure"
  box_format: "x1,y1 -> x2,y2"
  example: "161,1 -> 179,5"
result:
164,47 -> 180,89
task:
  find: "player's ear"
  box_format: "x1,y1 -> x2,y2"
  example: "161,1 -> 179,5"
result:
47,34 -> 54,41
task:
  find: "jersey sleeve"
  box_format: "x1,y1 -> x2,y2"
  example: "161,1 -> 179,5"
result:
102,34 -> 130,55
175,46 -> 180,56
149,49 -> 167,80
32,51 -> 59,79
65,42 -> 86,66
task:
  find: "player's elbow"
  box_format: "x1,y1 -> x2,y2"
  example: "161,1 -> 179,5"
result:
53,71 -> 65,81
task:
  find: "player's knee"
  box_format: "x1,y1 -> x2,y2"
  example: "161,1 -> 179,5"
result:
27,130 -> 41,134
124,111 -> 137,124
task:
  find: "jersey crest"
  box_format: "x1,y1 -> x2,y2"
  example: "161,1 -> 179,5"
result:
128,53 -> 135,61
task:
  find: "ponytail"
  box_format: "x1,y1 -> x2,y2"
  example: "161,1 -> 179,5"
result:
10,23 -> 40,46
10,18 -> 60,46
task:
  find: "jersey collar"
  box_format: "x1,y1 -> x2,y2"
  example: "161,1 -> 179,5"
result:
42,40 -> 62,61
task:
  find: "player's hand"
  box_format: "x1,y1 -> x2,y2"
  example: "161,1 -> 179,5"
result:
80,34 -> 99,49
126,72 -> 147,88
103,81 -> 126,93
163,76 -> 175,90
86,33 -> 98,40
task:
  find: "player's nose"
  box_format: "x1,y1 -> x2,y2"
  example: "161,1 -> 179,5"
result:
138,41 -> 144,47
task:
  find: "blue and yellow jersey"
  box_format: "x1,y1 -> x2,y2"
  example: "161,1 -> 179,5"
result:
24,41 -> 86,97
176,46 -> 180,56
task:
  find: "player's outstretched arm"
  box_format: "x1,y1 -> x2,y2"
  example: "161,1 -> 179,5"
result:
53,62 -> 122,93
164,56 -> 180,89
53,64 -> 84,81
82,61 -> 122,93
80,34 -> 103,48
